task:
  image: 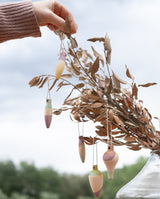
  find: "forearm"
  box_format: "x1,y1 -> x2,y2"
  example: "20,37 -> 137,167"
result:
0,0 -> 41,43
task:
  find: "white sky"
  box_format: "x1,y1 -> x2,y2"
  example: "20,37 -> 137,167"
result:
0,0 -> 160,174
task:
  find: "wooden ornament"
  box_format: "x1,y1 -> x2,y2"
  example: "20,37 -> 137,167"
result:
79,136 -> 85,163
88,165 -> 103,197
55,52 -> 66,80
44,99 -> 52,128
103,145 -> 119,180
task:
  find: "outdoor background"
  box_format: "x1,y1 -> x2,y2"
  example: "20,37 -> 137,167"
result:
0,0 -> 160,198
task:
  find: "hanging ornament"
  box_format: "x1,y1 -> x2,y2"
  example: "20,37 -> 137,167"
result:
89,140 -> 103,197
55,51 -> 66,80
44,84 -> 52,129
78,136 -> 85,163
78,122 -> 85,163
44,98 -> 52,128
88,165 -> 103,197
103,145 -> 119,180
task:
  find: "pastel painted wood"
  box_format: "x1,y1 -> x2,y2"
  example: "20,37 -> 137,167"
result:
103,145 -> 119,180
88,165 -> 103,197
44,99 -> 52,128
79,136 -> 85,163
55,52 -> 66,80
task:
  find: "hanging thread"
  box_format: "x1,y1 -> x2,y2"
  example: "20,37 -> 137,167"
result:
106,109 -> 109,144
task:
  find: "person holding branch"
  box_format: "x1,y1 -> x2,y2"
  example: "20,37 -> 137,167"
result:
0,0 -> 77,43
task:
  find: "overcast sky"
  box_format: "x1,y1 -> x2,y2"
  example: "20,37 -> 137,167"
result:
0,0 -> 160,174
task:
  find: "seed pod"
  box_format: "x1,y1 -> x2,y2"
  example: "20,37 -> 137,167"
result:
55,52 -> 66,80
88,165 -> 103,197
103,145 -> 119,180
44,99 -> 52,128
79,136 -> 85,163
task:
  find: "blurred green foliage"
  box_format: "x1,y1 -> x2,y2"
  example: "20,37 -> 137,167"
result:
0,157 -> 147,199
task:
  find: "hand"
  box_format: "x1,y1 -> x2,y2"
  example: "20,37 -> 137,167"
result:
33,0 -> 77,34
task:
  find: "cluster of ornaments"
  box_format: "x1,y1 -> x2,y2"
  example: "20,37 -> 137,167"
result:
44,46 -> 119,197
44,50 -> 66,128
79,142 -> 119,197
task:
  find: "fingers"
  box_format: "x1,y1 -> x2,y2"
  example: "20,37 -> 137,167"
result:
47,23 -> 58,31
47,12 -> 66,32
33,0 -> 77,34
52,1 -> 77,34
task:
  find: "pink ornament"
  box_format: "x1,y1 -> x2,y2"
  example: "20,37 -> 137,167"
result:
88,165 -> 103,197
78,136 -> 85,163
103,145 -> 119,180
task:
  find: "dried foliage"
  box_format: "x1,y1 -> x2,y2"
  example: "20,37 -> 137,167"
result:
29,28 -> 159,152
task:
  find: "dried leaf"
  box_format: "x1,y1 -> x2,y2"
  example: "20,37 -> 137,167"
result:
68,48 -> 75,57
61,74 -> 72,79
112,72 -> 120,89
56,82 -> 70,92
112,71 -> 127,86
125,65 -> 134,80
90,102 -> 103,108
49,79 -> 57,90
124,135 -> 137,142
106,79 -> 113,95
132,83 -> 138,99
128,145 -> 141,151
108,109 -> 114,122
95,125 -> 107,136
86,93 -> 100,101
36,77 -> 43,86
70,37 -> 78,49
29,76 -> 40,87
64,16 -> 72,34
71,62 -> 80,75
91,46 -> 104,66
53,109 -> 62,115
72,112 -> 81,122
74,83 -> 84,89
106,50 -> 111,65
114,115 -> 125,128
76,49 -> 82,59
64,88 -> 74,102
92,57 -> 99,73
39,76 -> 48,88
138,82 -> 157,87
94,112 -> 106,123
125,121 -> 136,128
87,37 -> 105,42
81,50 -> 88,63
104,33 -> 111,51
140,125 -> 145,133
114,134 -> 126,138
88,57 -> 99,80
83,137 -> 99,145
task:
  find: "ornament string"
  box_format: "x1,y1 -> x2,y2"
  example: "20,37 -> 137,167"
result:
82,122 -> 84,136
92,137 -> 98,166
78,122 -> 80,137
46,76 -> 51,99
106,109 -> 109,145
78,122 -> 84,137
110,123 -> 113,146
